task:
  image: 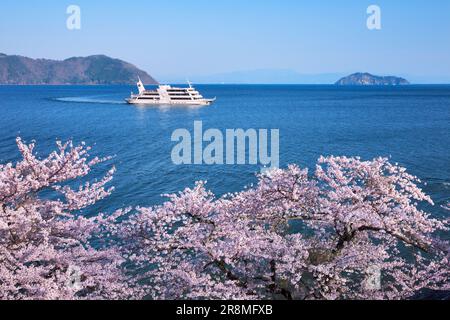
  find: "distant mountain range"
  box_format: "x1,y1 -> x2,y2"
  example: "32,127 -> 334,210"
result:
160,69 -> 346,85
0,53 -> 157,85
335,73 -> 410,86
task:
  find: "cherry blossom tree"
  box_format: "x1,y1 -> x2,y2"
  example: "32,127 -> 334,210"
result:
1,138 -> 448,300
0,138 -> 131,299
121,156 -> 449,300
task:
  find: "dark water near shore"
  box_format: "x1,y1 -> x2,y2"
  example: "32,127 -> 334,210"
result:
0,85 -> 449,234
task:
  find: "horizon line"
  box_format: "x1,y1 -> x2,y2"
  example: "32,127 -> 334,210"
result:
2,83 -> 450,86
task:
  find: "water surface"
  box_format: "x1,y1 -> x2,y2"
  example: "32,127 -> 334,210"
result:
0,85 -> 448,231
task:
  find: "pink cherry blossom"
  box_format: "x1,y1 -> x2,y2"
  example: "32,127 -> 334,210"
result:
121,156 -> 449,300
1,138 -> 448,300
0,138 -> 132,299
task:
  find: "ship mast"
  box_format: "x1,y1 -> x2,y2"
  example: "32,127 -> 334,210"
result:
137,76 -> 146,94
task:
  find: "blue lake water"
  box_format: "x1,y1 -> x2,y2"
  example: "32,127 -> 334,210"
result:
0,85 -> 449,232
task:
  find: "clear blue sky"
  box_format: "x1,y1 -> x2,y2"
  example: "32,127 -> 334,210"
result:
1,0 -> 449,82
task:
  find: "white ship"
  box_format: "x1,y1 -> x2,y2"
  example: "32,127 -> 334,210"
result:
126,78 -> 215,105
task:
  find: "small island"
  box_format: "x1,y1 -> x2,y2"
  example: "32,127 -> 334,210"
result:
335,72 -> 410,86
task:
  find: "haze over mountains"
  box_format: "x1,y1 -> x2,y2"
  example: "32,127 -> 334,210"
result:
0,53 -> 157,85
159,69 -> 347,85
